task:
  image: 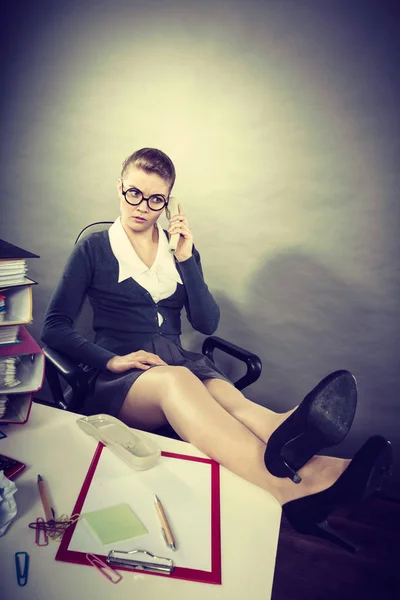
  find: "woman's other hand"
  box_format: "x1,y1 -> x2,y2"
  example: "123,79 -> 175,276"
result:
106,351 -> 167,373
168,203 -> 193,262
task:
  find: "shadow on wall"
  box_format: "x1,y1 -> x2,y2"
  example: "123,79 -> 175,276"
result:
188,249 -> 398,494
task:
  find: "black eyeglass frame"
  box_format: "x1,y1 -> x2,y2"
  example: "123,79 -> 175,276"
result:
121,185 -> 169,211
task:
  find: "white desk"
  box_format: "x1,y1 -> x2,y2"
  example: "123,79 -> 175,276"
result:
0,404 -> 282,600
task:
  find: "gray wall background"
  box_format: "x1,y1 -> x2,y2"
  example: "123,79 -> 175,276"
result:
1,0 -> 399,495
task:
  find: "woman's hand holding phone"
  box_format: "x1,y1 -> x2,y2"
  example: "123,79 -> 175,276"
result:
167,201 -> 193,262
106,351 -> 167,373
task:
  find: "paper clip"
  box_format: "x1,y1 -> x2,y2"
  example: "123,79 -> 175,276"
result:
35,517 -> 48,546
29,519 -> 65,539
86,553 -> 122,584
48,513 -> 81,542
15,552 -> 29,586
28,513 -> 82,542
69,513 -> 81,524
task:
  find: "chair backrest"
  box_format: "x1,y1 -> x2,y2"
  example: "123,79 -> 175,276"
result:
74,222 -> 113,341
75,221 -> 113,245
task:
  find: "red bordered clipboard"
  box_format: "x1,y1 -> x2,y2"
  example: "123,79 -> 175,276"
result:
56,443 -> 222,585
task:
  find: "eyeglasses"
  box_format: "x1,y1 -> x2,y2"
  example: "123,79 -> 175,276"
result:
121,185 -> 167,211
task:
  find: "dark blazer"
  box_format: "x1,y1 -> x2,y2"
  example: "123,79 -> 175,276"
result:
41,231 -> 220,370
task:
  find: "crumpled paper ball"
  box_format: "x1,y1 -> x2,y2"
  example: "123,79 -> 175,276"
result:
0,470 -> 18,536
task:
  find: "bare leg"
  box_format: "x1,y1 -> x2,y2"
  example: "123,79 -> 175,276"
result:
117,366 -> 348,505
203,378 -> 295,443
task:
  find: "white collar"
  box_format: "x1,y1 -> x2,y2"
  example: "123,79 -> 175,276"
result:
108,217 -> 182,284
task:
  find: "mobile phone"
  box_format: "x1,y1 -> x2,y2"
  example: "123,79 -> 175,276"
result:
165,197 -> 180,254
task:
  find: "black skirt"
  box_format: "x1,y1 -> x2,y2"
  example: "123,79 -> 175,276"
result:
83,334 -> 232,417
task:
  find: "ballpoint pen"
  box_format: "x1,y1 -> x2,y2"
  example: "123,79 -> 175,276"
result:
153,494 -> 176,551
37,474 -> 55,522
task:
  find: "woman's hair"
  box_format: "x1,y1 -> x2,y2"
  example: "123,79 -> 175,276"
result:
121,148 -> 176,190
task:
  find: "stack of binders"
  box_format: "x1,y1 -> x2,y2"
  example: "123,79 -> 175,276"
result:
0,239 -> 44,424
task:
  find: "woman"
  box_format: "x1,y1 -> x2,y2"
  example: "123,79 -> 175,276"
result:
41,148 -> 392,549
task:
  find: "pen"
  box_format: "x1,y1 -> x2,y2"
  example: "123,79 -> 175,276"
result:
37,475 -> 55,522
154,494 -> 176,551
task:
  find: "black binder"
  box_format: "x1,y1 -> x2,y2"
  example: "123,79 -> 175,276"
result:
0,239 -> 39,259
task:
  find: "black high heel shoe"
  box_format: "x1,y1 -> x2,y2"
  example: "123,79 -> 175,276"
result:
264,370 -> 357,483
282,435 -> 392,552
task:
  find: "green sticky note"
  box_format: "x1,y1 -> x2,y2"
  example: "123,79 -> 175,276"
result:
83,503 -> 148,545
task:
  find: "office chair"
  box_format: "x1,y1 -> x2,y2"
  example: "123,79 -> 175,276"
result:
42,222 -> 262,430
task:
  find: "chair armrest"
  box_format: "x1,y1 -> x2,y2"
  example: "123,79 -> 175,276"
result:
42,346 -> 91,412
202,336 -> 262,391
42,346 -> 87,385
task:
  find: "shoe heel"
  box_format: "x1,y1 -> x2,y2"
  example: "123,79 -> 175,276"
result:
285,512 -> 359,553
281,458 -> 302,484
377,464 -> 393,493
313,519 -> 358,553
